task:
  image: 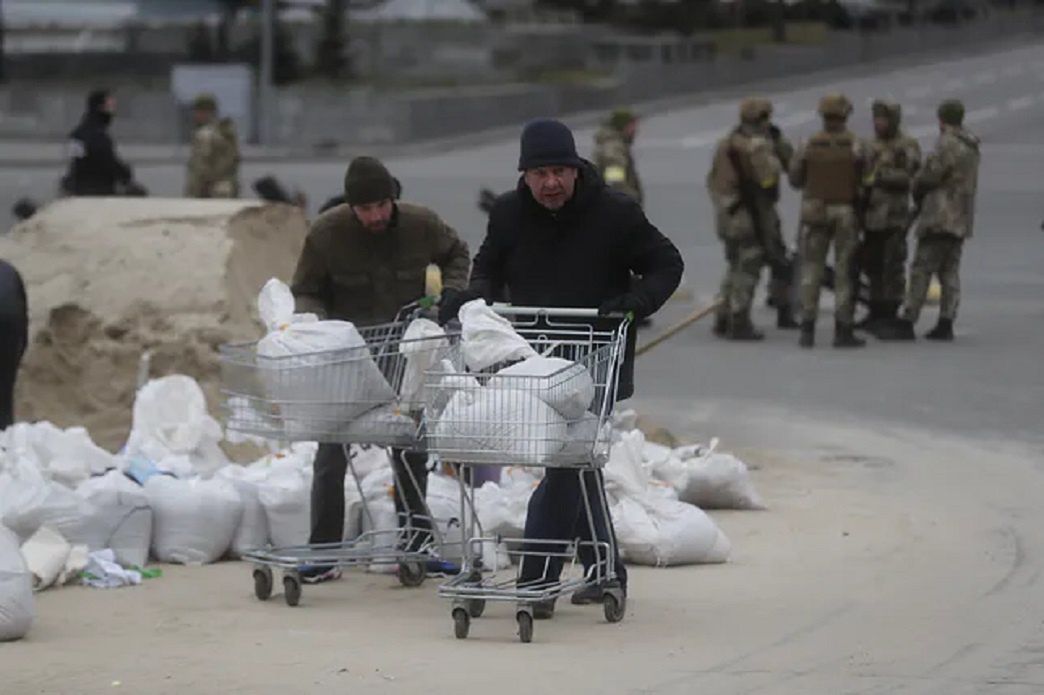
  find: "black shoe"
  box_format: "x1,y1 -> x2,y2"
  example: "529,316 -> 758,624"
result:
776,305 -> 800,329
532,600 -> 556,620
799,321 -> 815,348
925,318 -> 954,341
570,584 -> 603,605
712,313 -> 728,337
833,321 -> 866,348
727,313 -> 765,341
879,318 -> 916,341
854,302 -> 881,331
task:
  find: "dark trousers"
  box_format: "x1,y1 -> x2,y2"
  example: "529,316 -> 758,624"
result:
519,468 -> 627,591
309,443 -> 432,550
0,316 -> 26,430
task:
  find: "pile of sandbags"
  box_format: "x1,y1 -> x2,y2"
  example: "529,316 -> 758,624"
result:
0,524 -> 34,641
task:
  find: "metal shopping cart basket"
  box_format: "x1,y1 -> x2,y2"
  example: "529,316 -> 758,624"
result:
423,305 -> 629,642
219,303 -> 462,606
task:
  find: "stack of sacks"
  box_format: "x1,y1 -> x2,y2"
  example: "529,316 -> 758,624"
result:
0,525 -> 34,641
254,279 -> 396,439
430,301 -> 598,465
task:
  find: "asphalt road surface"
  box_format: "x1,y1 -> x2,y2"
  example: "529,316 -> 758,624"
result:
1,39 -> 1042,695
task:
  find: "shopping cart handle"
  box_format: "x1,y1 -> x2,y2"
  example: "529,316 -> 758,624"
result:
490,304 -> 628,320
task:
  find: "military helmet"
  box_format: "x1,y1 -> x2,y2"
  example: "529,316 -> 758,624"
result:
818,93 -> 852,119
871,99 -> 901,122
937,99 -> 965,126
739,97 -> 772,123
192,93 -> 218,112
608,108 -> 638,131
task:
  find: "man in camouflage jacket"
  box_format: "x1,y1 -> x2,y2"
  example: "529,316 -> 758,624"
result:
593,109 -> 643,205
185,94 -> 240,199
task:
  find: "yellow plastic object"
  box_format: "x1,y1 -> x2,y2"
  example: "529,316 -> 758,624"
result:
926,277 -> 941,305
425,263 -> 442,297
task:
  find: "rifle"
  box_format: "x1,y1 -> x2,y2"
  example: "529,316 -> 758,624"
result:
726,146 -> 787,268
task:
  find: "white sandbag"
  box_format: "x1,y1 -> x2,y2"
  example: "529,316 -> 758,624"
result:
0,525 -> 33,641
655,440 -> 766,511
256,279 -> 396,431
340,405 -> 416,442
215,465 -> 270,557
342,479 -> 363,542
257,465 -> 312,548
0,457 -> 100,545
0,422 -> 114,489
125,375 -> 228,478
19,525 -> 86,590
458,299 -> 536,371
145,476 -> 242,564
474,479 -> 530,539
75,471 -> 153,568
348,445 -> 391,480
398,318 -> 449,411
612,493 -> 731,566
560,412 -> 607,460
489,356 -> 595,420
432,388 -> 567,465
427,359 -> 481,414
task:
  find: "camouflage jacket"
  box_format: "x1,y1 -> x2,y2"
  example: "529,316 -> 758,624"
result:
593,125 -> 643,205
913,125 -> 980,239
185,118 -> 240,198
290,202 -> 470,326
862,132 -> 921,231
707,126 -> 783,214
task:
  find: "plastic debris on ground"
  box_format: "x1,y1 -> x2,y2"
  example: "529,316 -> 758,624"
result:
19,526 -> 89,591
80,549 -> 142,589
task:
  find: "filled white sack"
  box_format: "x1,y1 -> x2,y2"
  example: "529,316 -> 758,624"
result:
125,375 -> 228,479
257,464 -> 312,548
255,279 -> 396,431
0,457 -> 100,545
0,525 -> 33,641
654,440 -> 766,511
145,476 -> 242,564
398,318 -> 450,411
75,471 -> 153,568
432,388 -> 567,465
488,356 -> 595,420
19,525 -> 88,591
340,405 -> 416,442
0,422 -> 115,489
215,465 -> 270,557
458,299 -> 536,371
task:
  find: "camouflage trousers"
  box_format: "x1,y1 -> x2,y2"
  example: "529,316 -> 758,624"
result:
860,226 -> 908,303
799,206 -> 859,324
715,209 -> 765,316
902,234 -> 964,323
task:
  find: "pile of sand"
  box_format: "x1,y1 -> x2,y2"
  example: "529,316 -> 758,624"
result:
0,198 -> 308,451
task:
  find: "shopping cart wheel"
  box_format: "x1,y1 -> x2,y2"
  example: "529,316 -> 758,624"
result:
452,608 -> 471,639
516,610 -> 534,643
252,566 -> 273,601
398,562 -> 426,588
466,599 -> 486,619
603,591 -> 626,623
283,572 -> 302,607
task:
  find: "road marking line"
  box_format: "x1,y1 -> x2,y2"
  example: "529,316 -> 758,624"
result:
964,106 -> 1000,123
1006,96 -> 1035,111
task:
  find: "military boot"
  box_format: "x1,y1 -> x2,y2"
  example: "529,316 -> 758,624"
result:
878,318 -> 916,341
854,302 -> 881,331
776,304 -> 800,329
925,317 -> 954,341
799,321 -> 815,348
833,321 -> 867,348
727,313 -> 765,341
712,312 -> 728,337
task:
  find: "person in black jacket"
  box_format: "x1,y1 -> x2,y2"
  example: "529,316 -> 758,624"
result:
0,259 -> 28,430
61,89 -> 134,196
442,118 -> 684,618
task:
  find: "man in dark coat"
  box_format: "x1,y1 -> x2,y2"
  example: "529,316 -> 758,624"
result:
442,118 -> 684,616
0,259 -> 28,430
61,89 -> 134,196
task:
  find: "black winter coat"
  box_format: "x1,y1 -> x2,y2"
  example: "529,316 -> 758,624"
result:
469,161 -> 683,400
62,112 -> 133,196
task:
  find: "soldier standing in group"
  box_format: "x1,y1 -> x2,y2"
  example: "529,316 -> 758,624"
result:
185,94 -> 240,199
883,100 -> 980,341
707,97 -> 791,340
858,100 -> 922,336
788,94 -> 866,348
593,109 -> 643,204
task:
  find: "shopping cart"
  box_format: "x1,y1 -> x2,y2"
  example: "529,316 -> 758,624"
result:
424,305 -> 629,642
219,303 -> 461,606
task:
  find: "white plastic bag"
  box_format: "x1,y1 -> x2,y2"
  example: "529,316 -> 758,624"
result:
0,525 -> 33,641
0,422 -> 114,489
19,525 -> 88,591
0,457 -> 99,545
145,476 -> 242,564
215,465 -> 270,557
654,440 -> 765,510
257,465 -> 312,548
489,356 -> 595,420
125,375 -> 228,478
341,405 -> 416,441
433,388 -> 567,465
256,279 -> 396,430
459,300 -> 537,371
75,471 -> 153,568
398,318 -> 449,411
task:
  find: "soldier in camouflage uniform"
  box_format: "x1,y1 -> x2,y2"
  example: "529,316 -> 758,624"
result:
707,97 -> 788,340
788,94 -> 866,348
185,94 -> 240,199
884,100 -> 980,341
593,109 -> 642,204
858,100 -> 922,335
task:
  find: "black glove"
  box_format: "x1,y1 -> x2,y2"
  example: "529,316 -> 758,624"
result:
438,288 -> 486,325
598,293 -> 648,319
